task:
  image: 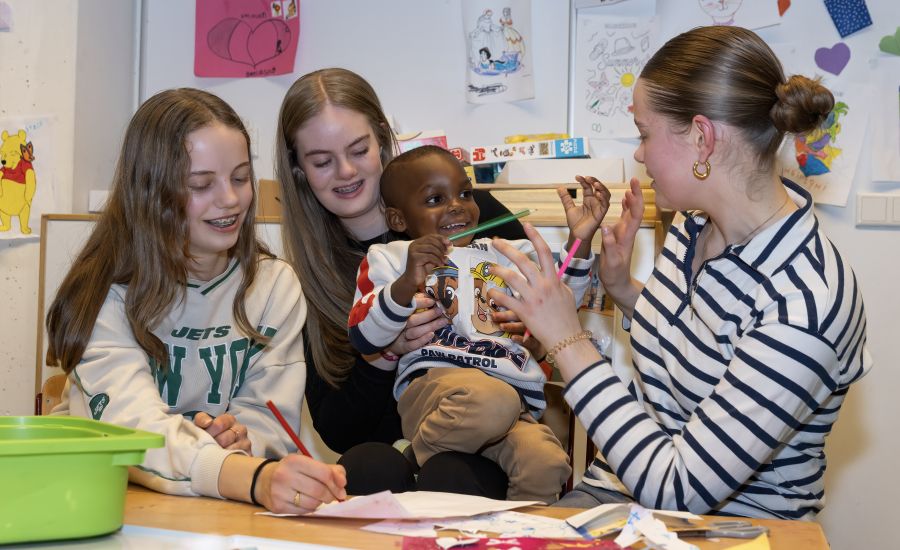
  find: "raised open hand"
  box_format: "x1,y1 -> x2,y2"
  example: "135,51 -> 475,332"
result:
558,175 -> 611,242
599,177 -> 644,293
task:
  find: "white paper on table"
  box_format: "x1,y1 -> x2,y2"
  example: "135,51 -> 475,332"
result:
613,504 -> 699,550
362,518 -> 444,537
364,510 -> 581,538
111,525 -> 348,549
261,491 -> 541,520
566,502 -> 701,531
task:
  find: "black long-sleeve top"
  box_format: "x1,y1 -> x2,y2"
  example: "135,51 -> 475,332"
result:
304,190 -> 528,453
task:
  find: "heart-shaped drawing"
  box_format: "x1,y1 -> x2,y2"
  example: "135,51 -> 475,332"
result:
879,27 -> 900,56
207,18 -> 291,67
814,42 -> 850,76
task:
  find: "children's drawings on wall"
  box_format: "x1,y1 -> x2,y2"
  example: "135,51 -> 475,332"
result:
814,42 -> 851,76
194,0 -> 299,78
0,2 -> 12,32
779,85 -> 870,206
794,101 -> 849,176
823,0 -> 872,38
697,0 -> 745,25
462,0 -> 534,104
778,0 -> 791,16
677,0 -> 779,30
879,27 -> 900,56
573,14 -> 657,139
0,117 -> 57,239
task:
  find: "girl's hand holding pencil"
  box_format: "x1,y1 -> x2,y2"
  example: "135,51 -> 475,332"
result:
259,400 -> 348,514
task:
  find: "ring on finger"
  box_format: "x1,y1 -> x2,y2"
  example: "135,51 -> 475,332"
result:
293,490 -> 302,507
229,427 -> 242,438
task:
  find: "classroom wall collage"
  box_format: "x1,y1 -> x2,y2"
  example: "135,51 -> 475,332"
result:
0,1 -> 898,548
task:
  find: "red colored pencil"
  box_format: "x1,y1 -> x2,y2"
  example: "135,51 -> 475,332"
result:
265,400 -> 313,458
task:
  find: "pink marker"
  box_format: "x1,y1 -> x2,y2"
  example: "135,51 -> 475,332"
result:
524,238 -> 582,342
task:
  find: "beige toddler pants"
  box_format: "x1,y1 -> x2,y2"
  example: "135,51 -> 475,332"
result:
397,368 -> 571,503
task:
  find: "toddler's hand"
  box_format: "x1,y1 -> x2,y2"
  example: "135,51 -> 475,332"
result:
393,235 -> 451,307
405,234 -> 451,283
559,176 -> 611,242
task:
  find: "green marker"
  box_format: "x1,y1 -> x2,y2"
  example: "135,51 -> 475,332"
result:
448,208 -> 533,241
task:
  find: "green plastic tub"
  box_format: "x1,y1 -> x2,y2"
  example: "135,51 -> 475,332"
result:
0,416 -> 164,544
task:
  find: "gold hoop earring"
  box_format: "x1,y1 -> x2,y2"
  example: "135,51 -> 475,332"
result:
693,160 -> 711,180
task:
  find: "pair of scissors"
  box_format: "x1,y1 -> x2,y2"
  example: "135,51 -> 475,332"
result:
677,520 -> 769,539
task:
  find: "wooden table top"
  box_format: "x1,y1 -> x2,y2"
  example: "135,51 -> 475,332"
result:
124,486 -> 828,549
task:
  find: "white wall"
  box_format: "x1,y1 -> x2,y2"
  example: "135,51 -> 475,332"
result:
0,0 -> 136,414
73,0 -> 139,212
0,0 -> 78,414
0,1 -> 896,548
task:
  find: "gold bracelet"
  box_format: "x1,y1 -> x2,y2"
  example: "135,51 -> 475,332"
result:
545,330 -> 593,365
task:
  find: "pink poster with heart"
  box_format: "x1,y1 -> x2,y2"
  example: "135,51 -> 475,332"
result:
194,0 -> 299,78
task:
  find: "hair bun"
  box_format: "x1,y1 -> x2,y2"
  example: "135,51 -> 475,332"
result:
771,75 -> 835,134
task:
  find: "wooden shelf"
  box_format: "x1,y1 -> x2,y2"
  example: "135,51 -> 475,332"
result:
475,182 -> 657,228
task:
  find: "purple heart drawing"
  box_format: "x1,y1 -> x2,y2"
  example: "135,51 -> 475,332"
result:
814,42 -> 850,76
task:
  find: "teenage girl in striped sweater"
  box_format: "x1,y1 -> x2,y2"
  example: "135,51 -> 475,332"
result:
488,26 -> 872,519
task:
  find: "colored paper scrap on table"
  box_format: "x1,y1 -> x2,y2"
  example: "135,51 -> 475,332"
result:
401,537 -> 623,549
823,0 -> 872,38
194,0 -> 299,78
613,505 -> 697,550
364,510 -> 582,539
880,27 -> 900,56
261,491 -> 540,520
814,42 -> 851,75
566,503 -> 701,539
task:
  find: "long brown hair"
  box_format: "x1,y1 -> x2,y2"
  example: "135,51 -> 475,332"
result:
275,68 -> 396,387
640,26 -> 834,170
47,88 -> 269,373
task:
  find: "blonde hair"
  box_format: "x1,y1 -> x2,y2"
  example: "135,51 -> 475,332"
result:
640,26 -> 834,170
47,88 -> 269,373
275,68 -> 397,387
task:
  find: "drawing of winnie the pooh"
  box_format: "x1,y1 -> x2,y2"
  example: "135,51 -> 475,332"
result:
0,129 -> 37,234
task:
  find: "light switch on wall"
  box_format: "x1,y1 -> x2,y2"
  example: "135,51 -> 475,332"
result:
856,193 -> 900,226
